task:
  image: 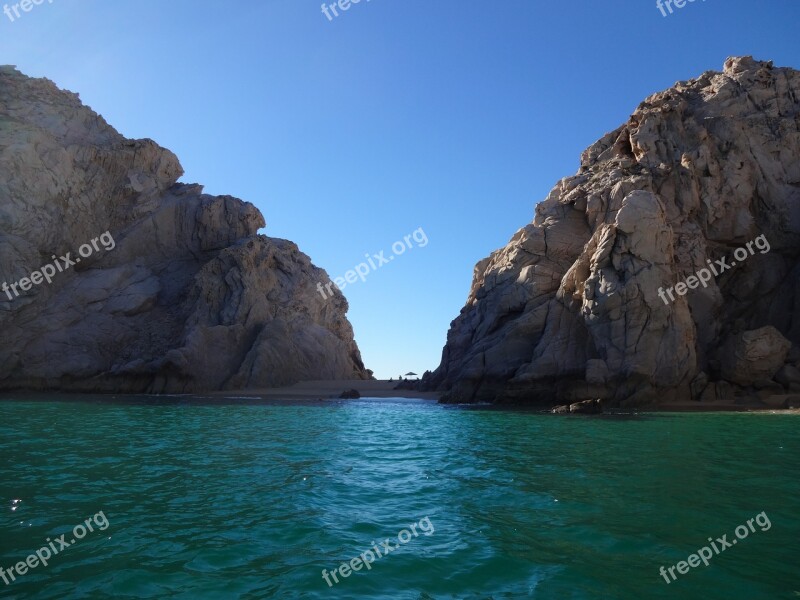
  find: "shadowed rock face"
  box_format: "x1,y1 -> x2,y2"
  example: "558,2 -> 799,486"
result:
0,66 -> 368,393
425,57 -> 800,406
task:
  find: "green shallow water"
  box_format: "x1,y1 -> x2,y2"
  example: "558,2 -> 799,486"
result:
0,397 -> 798,599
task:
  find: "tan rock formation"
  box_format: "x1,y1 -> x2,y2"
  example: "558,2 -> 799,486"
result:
0,66 -> 368,393
425,57 -> 800,406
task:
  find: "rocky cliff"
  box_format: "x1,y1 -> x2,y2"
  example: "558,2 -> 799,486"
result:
425,57 -> 800,407
0,66 -> 368,393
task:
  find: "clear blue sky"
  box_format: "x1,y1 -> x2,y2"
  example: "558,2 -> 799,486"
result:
2,0 -> 799,379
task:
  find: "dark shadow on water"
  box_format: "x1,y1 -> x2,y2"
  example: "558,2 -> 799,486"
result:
0,392 -> 440,409
0,393 -> 749,421
441,402 -> 660,420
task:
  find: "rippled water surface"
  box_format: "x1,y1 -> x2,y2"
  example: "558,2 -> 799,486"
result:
1,397 -> 798,599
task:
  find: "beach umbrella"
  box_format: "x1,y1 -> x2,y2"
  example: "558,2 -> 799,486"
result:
405,372 -> 418,378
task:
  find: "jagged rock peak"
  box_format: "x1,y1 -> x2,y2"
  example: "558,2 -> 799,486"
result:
425,57 -> 800,407
0,67 -> 368,393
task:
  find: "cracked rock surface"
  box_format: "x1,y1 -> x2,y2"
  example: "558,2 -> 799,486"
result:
0,66 -> 368,393
424,57 -> 800,406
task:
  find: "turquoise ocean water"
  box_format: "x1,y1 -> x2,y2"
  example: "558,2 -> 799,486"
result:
0,396 -> 798,599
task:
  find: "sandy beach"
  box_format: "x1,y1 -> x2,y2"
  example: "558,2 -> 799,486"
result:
207,380 -> 440,401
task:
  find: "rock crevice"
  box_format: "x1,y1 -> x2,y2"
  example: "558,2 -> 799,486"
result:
425,57 -> 800,406
0,67 -> 368,393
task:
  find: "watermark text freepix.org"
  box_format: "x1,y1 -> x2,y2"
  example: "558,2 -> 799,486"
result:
4,0 -> 54,23
659,511 -> 770,584
656,0 -> 706,18
321,0 -> 371,22
1,231 -> 116,302
317,227 -> 428,300
0,511 -> 110,586
658,234 -> 769,305
322,516 -> 434,587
